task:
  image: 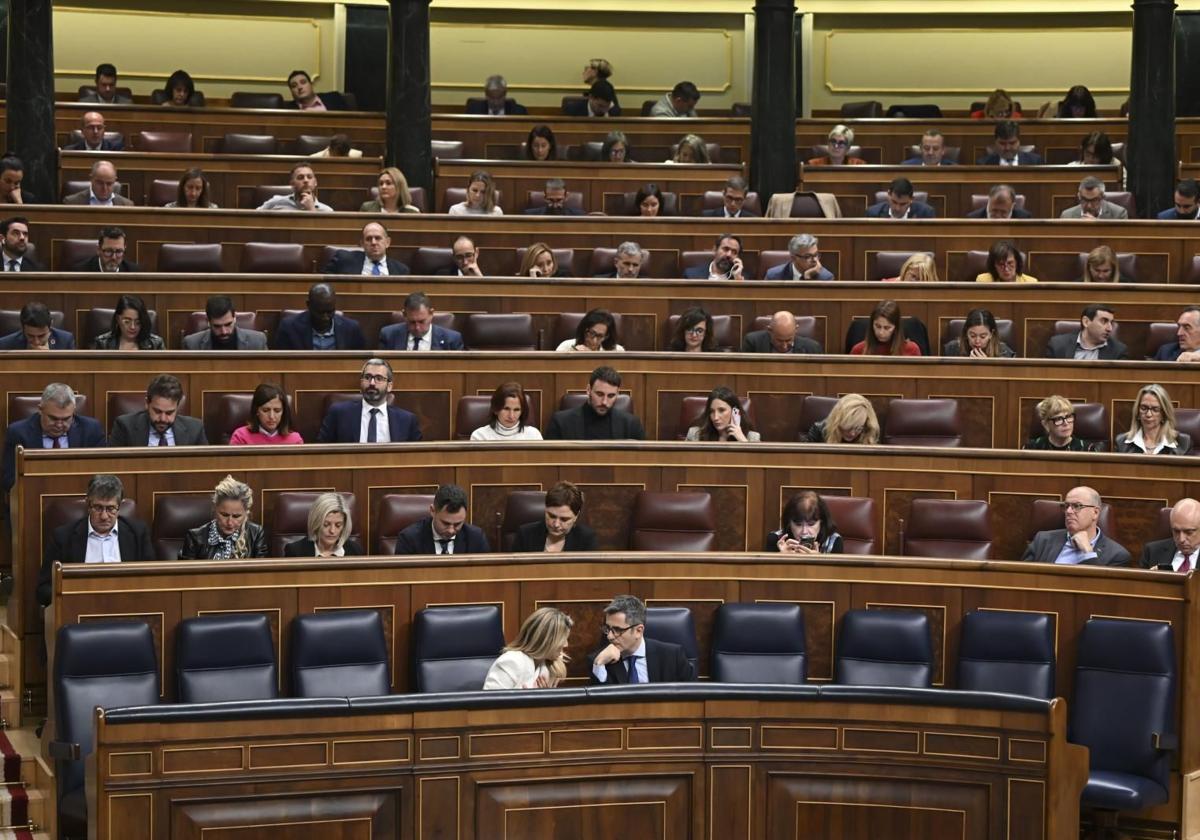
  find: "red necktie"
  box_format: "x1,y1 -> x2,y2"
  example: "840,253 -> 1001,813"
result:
53,436 -> 63,449
1180,553 -> 1192,573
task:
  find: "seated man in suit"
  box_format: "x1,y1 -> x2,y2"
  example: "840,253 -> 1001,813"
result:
324,221 -> 409,275
763,233 -> 834,281
274,282 -> 366,350
1,217 -> 44,271
977,120 -> 1043,165
61,111 -> 124,152
595,241 -> 646,279
563,79 -> 620,117
317,358 -> 422,443
379,291 -> 464,351
258,162 -> 333,212
63,160 -> 134,206
78,63 -> 132,104
76,226 -> 139,272
544,366 -> 645,440
703,175 -> 758,218
589,595 -> 694,684
466,75 -> 528,115
1060,175 -> 1128,220
683,233 -> 748,280
1157,179 -> 1200,220
523,178 -> 585,216
110,374 -> 207,446
649,81 -> 700,118
1141,498 -> 1200,571
286,69 -> 348,111
394,484 -> 491,555
436,236 -> 485,277
182,295 -> 268,350
0,157 -> 34,205
1043,303 -> 1128,361
901,129 -> 955,165
866,176 -> 935,219
0,301 -> 74,349
1021,485 -> 1131,566
1153,306 -> 1200,362
740,311 -> 821,354
966,184 -> 1033,219
37,473 -> 154,606
2,382 -> 105,492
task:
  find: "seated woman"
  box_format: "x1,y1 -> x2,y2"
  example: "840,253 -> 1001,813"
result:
179,475 -> 269,559
513,481 -> 597,553
360,167 -> 420,213
1051,84 -> 1098,118
668,307 -> 716,352
884,253 -> 939,282
448,170 -> 503,215
1066,130 -> 1119,167
943,308 -> 1016,358
556,309 -> 624,352
766,490 -> 844,554
1024,395 -> 1097,451
807,124 -> 866,166
850,300 -> 921,356
230,383 -> 304,445
971,88 -> 1021,119
484,606 -> 573,690
1116,384 -> 1194,455
635,183 -> 664,217
669,134 -> 710,164
685,386 -> 761,442
975,240 -> 1038,283
470,381 -> 543,441
602,130 -> 631,162
517,242 -> 569,278
283,492 -> 363,557
524,125 -> 557,162
91,294 -> 164,350
161,69 -> 199,107
165,168 -> 217,209
806,393 -> 880,444
1079,245 -> 1128,283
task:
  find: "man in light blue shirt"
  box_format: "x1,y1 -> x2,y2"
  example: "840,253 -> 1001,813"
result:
1021,486 -> 1132,567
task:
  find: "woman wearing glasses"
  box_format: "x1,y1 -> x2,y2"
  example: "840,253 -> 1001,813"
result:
667,307 -> 717,352
513,481 -> 597,553
483,606 -> 573,690
1025,395 -> 1100,451
806,125 -> 866,166
555,309 -> 624,352
1115,384 -> 1193,455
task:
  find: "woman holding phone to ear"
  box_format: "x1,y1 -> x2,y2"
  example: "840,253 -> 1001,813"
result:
684,386 -> 760,442
768,490 -> 843,554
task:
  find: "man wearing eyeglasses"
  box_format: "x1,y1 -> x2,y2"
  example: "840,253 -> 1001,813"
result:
1141,498 -> 1200,571
37,473 -> 154,607
3,383 -> 106,493
763,234 -> 834,281
75,226 -> 139,273
1021,486 -> 1131,566
317,358 -> 422,443
63,160 -> 134,207
589,595 -> 694,684
435,237 -> 485,277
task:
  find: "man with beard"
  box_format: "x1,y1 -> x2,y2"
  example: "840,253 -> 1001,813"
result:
523,178 -> 585,215
317,358 -> 422,443
109,375 -> 207,446
182,296 -> 268,350
0,217 -> 43,271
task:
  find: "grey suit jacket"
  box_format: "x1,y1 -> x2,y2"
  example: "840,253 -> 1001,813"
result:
110,411 -> 208,446
1060,201 -> 1128,220
182,328 -> 268,350
62,189 -> 134,207
1021,528 -> 1131,567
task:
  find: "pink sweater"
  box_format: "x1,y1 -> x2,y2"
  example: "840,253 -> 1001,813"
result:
228,426 -> 305,446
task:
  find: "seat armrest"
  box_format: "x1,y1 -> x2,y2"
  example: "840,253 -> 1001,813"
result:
1153,732 -> 1178,752
48,740 -> 81,760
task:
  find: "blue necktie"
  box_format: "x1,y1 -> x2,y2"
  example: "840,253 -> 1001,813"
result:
366,407 -> 379,443
627,655 -> 640,684
371,260 -> 381,276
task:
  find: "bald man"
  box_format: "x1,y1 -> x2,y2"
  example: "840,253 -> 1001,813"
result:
740,311 -> 822,354
63,160 -> 134,206
1141,498 -> 1200,571
1021,486 -> 1131,566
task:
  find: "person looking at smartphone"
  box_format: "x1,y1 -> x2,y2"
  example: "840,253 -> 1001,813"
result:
767,490 -> 843,554
684,386 -> 760,442
683,233 -> 748,280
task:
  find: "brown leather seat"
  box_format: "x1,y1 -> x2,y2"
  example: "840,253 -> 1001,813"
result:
270,491 -> 358,557
59,239 -> 97,271
463,314 -> 536,350
1184,256 -> 1200,285
969,194 -> 1027,213
230,92 -> 286,109
841,100 -> 883,118
10,392 -> 87,424
664,314 -> 736,351
1145,322 -> 1180,359
797,395 -> 839,440
0,308 -> 65,335
514,247 -> 575,275
700,190 -> 762,216
135,131 -> 193,153
431,140 -> 464,159
560,391 -> 633,414
240,243 -> 307,273
251,185 -> 292,208
554,312 -> 624,348
1027,498 -> 1117,544
152,495 -> 214,560
944,318 -> 1014,354
560,95 -> 587,114
629,491 -> 717,552
679,251 -> 716,277
822,495 -> 877,555
1027,401 -> 1108,450
107,391 -> 187,431
609,191 -> 679,217
454,393 -> 536,440
1104,191 -> 1137,217
1153,506 -> 1172,542
1172,408 -> 1200,452
148,179 -> 178,207
181,311 -> 260,345
202,392 -> 252,445
84,308 -> 159,348
1075,252 -> 1137,282
588,248 -> 618,275
902,499 -> 993,560
221,133 -> 277,154
43,496 -> 137,548
677,395 -> 755,439
375,493 -> 435,553
526,191 -> 586,214
566,141 -> 605,162
501,491 -> 547,551
883,399 -> 963,447
868,251 -> 934,283
293,134 -> 332,155
442,187 -> 503,212
159,243 -> 224,273
411,247 -> 455,275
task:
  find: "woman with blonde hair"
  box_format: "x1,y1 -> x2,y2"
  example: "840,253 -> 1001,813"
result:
284,492 -> 363,557
1080,245 -> 1125,283
516,242 -> 566,278
886,253 -> 939,283
806,394 -> 881,444
670,134 -> 710,164
807,124 -> 866,166
360,167 -> 419,213
179,475 -> 269,559
1024,395 -> 1097,451
972,88 -> 1021,119
1115,384 -> 1194,455
484,606 -> 574,689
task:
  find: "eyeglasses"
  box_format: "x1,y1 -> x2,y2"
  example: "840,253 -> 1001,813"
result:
830,138 -> 848,147
686,326 -> 707,336
88,503 -> 119,515
1048,414 -> 1075,426
601,623 -> 634,637
584,329 -> 608,341
794,252 -> 820,261
100,248 -> 125,257
118,317 -> 140,327
360,373 -> 390,383
1138,404 -> 1163,414
1061,502 -> 1098,513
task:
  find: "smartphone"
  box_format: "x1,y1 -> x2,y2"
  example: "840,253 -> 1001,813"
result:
800,536 -> 817,549
732,408 -> 742,427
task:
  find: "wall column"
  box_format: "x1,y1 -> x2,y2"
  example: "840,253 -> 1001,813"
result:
750,0 -> 798,200
1128,0 -> 1177,217
6,0 -> 56,204
387,0 -> 433,191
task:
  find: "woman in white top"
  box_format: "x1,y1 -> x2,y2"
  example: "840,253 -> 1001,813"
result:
555,308 -> 625,352
483,606 -> 573,689
448,170 -> 503,215
685,386 -> 762,442
470,381 -> 543,441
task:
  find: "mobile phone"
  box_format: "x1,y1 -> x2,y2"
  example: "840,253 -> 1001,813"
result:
732,408 -> 742,427
800,536 -> 817,548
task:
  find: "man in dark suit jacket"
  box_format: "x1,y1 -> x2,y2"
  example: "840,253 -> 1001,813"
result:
1,217 -> 44,271
562,79 -> 621,117
900,130 -> 956,165
317,359 -> 422,443
1140,498 -> 1200,570
1043,304 -> 1128,361
3,383 -> 106,491
589,595 -> 694,684
466,76 -> 527,115
394,484 -> 490,555
1157,180 -> 1200,220
965,184 -> 1031,219
682,234 -> 748,280
37,473 -> 154,606
977,120 -> 1043,165
865,177 -> 935,219
762,234 -> 834,281
323,222 -> 409,275
0,157 -> 36,206
75,227 -> 139,272
109,374 -> 208,447
544,366 -> 645,440
740,312 -> 821,354
1021,486 -> 1131,567
274,283 -> 367,350
0,302 -> 74,349
701,176 -> 759,218
286,70 -> 349,111
379,291 -> 464,351
61,112 -> 125,152
523,178 -> 586,215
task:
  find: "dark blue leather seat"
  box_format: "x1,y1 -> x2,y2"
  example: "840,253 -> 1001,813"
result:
710,603 -> 806,684
834,609 -> 933,687
1071,618 -> 1175,823
412,605 -> 504,692
291,610 -> 390,698
53,620 -> 159,836
957,610 -> 1055,698
645,606 -> 700,677
175,613 -> 278,703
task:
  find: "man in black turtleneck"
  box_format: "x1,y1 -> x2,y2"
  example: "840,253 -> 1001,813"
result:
544,366 -> 645,440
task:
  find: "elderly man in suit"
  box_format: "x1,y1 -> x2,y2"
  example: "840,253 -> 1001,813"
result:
110,374 -> 207,447
182,296 -> 268,350
1,217 -> 44,271
1043,303 -> 1128,361
75,226 -> 139,273
37,473 -> 154,606
1060,176 -> 1129,220
589,595 -> 694,684
317,358 -> 422,443
740,312 -> 821,354
544,366 -> 645,441
274,283 -> 366,350
763,234 -> 834,281
1141,498 -> 1200,571
394,484 -> 491,555
465,75 -> 528,115
323,222 -> 409,275
593,242 -> 646,279
2,383 -> 105,492
379,292 -> 463,351
702,176 -> 759,218
1021,486 -> 1131,567
0,302 -> 73,349
965,184 -> 1033,219
63,160 -> 134,206
1152,307 -> 1200,363
61,112 -> 124,152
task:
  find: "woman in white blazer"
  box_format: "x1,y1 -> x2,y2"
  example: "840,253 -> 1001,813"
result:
483,607 -> 573,689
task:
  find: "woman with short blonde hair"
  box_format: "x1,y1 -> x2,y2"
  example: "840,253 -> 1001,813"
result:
284,492 -> 364,557
1025,395 -> 1096,451
179,475 -> 269,559
484,607 -> 574,689
807,394 -> 881,445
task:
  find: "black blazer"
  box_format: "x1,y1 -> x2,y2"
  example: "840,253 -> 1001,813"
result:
321,250 -> 410,276
75,255 -> 140,272
109,411 -> 208,446
587,637 -> 694,684
273,311 -> 367,350
1140,537 -> 1181,570
740,330 -> 822,354
282,537 -> 364,557
394,517 -> 491,555
544,405 -> 645,441
179,521 -> 269,559
1,253 -> 45,271
1043,331 -> 1129,361
38,515 -> 154,606
465,98 -> 527,115
512,520 -> 597,552
966,205 -> 1033,219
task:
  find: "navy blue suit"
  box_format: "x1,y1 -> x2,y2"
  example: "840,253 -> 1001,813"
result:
1157,208 -> 1200,220
465,99 -> 527,115
701,208 -> 759,218
1154,342 -> 1184,361
316,400 -> 421,443
3,412 -> 106,490
976,152 -> 1044,165
763,262 -> 835,281
322,250 -> 410,276
682,263 -> 753,280
866,201 -> 936,219
0,327 -> 75,350
378,324 -> 464,351
900,157 -> 956,165
523,206 -> 586,216
561,100 -> 622,117
273,311 -> 366,350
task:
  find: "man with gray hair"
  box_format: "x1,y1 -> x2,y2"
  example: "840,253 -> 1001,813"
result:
37,473 -> 155,606
703,175 -> 758,218
466,75 -> 527,116
524,178 -> 584,216
589,594 -> 694,684
595,241 -> 647,278
1060,176 -> 1128,220
3,383 -> 106,491
1021,486 -> 1131,566
966,184 -> 1033,220
62,160 -> 134,206
764,234 -> 834,281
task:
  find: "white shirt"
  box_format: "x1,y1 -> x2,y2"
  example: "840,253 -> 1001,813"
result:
1130,428 -> 1169,455
448,202 -> 503,216
89,190 -> 114,206
999,156 -> 1018,167
359,402 -> 391,443
555,339 -> 626,352
470,423 -> 543,441
430,520 -> 456,554
408,330 -> 431,351
591,638 -> 647,683
3,254 -> 23,271
85,520 -> 121,564
360,257 -> 389,276
1171,549 -> 1195,572
148,426 -> 175,446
